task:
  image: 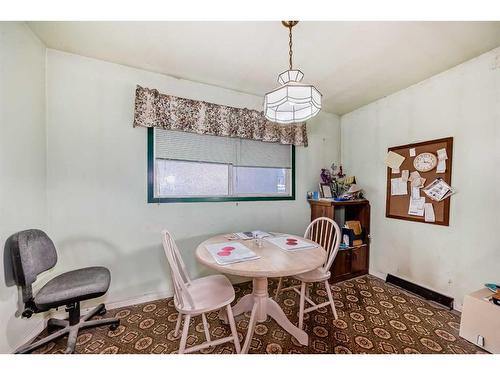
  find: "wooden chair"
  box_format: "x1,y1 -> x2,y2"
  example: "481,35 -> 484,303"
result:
161,230 -> 241,354
274,217 -> 341,329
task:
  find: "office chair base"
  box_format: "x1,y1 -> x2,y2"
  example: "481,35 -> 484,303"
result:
15,303 -> 120,354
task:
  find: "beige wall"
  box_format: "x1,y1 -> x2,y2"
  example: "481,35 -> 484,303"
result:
341,47 -> 500,310
0,23 -> 47,353
45,50 -> 341,307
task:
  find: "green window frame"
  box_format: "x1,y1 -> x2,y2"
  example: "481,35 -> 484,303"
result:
147,128 -> 295,203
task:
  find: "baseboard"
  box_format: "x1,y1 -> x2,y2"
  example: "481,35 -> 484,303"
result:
386,273 -> 454,310
13,289 -> 175,353
104,290 -> 174,310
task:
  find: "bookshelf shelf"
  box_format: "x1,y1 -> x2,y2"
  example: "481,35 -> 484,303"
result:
308,199 -> 370,283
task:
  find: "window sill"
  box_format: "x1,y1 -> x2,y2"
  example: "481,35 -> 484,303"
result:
147,196 -> 296,203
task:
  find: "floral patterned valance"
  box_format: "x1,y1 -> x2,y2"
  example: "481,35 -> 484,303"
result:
133,85 -> 308,147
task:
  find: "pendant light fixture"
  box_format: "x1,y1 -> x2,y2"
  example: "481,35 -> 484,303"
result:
264,21 -> 322,124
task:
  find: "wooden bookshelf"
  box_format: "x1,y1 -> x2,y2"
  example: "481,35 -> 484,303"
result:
308,199 -> 370,283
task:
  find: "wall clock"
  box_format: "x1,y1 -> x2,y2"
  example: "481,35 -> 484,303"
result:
413,152 -> 438,172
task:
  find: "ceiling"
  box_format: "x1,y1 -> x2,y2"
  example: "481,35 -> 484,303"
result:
28,21 -> 500,115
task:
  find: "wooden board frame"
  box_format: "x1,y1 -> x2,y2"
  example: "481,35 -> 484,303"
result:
385,137 -> 453,226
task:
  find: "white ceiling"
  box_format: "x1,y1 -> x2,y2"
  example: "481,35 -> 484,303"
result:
28,21 -> 500,115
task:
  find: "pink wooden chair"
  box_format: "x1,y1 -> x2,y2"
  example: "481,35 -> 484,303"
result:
274,217 -> 341,329
161,230 -> 240,354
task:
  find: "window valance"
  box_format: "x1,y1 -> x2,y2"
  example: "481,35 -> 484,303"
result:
133,85 -> 308,147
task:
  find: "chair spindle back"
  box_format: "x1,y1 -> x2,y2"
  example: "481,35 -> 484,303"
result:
161,230 -> 194,310
304,217 -> 341,271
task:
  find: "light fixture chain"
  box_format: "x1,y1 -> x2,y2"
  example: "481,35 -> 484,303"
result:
288,25 -> 293,70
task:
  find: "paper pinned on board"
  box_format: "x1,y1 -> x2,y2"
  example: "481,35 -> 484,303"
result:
409,148 -> 416,157
401,170 -> 409,182
391,177 -> 408,196
385,151 -> 405,170
411,187 -> 421,199
436,160 -> 446,173
423,178 -> 456,201
424,203 -> 435,222
437,148 -> 448,160
408,171 -> 420,182
436,148 -> 448,173
408,197 -> 425,216
409,171 -> 426,187
411,177 -> 426,188
391,167 -> 400,174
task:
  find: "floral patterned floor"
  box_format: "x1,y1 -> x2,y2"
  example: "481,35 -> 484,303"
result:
33,275 -> 484,354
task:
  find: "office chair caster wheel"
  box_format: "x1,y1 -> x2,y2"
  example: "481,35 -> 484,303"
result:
110,323 -> 119,331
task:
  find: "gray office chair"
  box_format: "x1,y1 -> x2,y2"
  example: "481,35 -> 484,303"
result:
7,229 -> 120,354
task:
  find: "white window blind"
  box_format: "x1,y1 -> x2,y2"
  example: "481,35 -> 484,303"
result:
153,128 -> 293,199
155,129 -> 291,169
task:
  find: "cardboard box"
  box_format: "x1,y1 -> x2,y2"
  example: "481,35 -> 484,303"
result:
459,288 -> 500,353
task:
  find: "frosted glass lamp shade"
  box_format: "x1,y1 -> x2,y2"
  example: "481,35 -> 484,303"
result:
264,69 -> 322,124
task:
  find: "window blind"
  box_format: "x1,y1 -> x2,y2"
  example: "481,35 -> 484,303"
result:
155,129 -> 291,169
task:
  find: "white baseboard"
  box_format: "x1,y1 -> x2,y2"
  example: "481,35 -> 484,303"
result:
104,290 -> 174,310
14,289 -> 175,353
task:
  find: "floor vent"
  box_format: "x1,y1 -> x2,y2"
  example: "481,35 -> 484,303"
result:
385,274 -> 454,310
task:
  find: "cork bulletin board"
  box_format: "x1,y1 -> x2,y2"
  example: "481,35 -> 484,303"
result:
385,137 -> 453,226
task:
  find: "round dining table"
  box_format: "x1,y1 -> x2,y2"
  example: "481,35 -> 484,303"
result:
195,233 -> 326,354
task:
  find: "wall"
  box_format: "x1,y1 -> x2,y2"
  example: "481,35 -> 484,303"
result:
0,23 -> 47,353
46,50 -> 341,307
341,47 -> 500,310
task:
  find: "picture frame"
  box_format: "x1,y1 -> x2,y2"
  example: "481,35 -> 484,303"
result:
319,183 -> 333,198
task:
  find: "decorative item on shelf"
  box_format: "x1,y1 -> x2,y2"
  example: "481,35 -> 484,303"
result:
339,184 -> 364,200
345,220 -> 364,246
319,183 -> 333,198
319,163 -> 360,199
341,227 -> 354,248
264,21 -> 322,124
320,168 -> 333,184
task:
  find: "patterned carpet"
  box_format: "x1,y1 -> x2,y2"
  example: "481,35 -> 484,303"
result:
33,275 -> 484,354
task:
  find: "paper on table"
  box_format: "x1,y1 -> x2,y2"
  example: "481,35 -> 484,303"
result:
391,177 -> 408,196
385,151 -> 405,170
401,170 -> 409,182
409,148 -> 416,157
424,203 -> 435,222
408,197 -> 425,216
235,230 -> 271,240
411,187 -> 421,199
266,236 -> 318,252
205,242 -> 260,265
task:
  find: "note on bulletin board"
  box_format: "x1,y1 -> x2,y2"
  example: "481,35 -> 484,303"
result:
385,137 -> 453,226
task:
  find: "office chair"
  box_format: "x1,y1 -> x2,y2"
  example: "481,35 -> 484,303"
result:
7,229 -> 120,354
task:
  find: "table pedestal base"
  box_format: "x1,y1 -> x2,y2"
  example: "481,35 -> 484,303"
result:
221,277 -> 308,353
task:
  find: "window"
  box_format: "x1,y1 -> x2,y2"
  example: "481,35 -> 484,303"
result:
148,128 -> 295,202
